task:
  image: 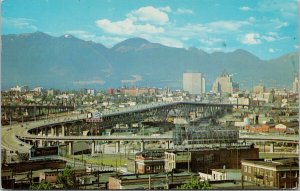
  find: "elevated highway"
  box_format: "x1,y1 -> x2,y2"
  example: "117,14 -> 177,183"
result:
2,101 -> 298,155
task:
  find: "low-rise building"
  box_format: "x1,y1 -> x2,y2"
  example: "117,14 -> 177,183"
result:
39,170 -> 60,183
211,169 -> 241,181
199,169 -> 241,181
241,158 -> 299,189
165,144 -> 259,174
134,151 -> 165,174
253,85 -> 266,94
108,172 -> 196,189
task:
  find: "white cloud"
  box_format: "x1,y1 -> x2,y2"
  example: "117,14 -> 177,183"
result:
121,75 -> 143,84
269,48 -> 275,53
207,20 -> 247,31
267,32 -> 278,36
73,80 -> 105,85
3,17 -> 37,30
159,6 -> 172,13
240,6 -> 251,11
175,8 -> 194,15
95,18 -> 164,35
262,35 -> 276,42
294,45 -> 299,49
271,18 -> 288,29
241,33 -> 261,45
127,6 -> 169,25
199,38 -> 223,46
248,17 -> 256,23
96,19 -> 135,35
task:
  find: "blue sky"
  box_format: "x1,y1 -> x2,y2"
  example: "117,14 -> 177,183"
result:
2,0 -> 298,59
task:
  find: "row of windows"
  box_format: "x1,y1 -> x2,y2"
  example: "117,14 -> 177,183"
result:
2,176 -> 12,180
146,165 -> 163,170
244,165 -> 299,178
45,173 -> 58,177
165,154 -> 175,160
244,166 -> 274,177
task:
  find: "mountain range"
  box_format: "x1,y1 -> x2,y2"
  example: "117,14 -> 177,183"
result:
1,31 -> 299,90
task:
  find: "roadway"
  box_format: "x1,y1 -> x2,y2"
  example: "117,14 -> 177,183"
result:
2,101 -> 299,154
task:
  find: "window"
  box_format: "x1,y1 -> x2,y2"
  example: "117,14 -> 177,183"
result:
244,166 -> 247,173
248,166 -> 251,173
270,171 -> 273,177
282,172 -> 286,178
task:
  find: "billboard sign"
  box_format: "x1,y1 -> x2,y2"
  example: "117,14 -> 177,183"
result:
29,146 -> 59,160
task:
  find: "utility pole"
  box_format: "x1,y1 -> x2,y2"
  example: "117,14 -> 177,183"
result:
148,175 -> 151,190
165,174 -> 169,189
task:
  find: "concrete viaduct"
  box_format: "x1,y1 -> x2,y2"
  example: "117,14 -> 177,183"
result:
2,101 -> 298,156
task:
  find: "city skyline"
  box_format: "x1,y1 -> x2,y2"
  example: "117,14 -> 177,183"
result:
1,1 -> 299,190
2,0 -> 298,60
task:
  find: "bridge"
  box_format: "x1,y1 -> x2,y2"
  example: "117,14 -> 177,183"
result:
2,101 -> 298,157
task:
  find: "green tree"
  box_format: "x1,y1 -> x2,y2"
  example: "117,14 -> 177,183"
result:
30,181 -> 54,190
57,165 -> 76,189
177,177 -> 211,189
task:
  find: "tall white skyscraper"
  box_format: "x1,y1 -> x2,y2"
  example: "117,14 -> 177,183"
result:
183,72 -> 205,94
293,72 -> 299,93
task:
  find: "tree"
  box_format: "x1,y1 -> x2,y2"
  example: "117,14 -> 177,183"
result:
177,177 -> 211,189
57,165 -> 76,189
30,181 -> 54,190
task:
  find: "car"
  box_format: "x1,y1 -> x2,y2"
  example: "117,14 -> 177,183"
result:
19,143 -> 24,146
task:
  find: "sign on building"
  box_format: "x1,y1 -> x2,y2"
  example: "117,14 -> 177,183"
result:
29,146 -> 59,160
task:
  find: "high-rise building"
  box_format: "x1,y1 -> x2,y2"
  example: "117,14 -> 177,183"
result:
292,72 -> 299,93
183,72 -> 205,94
212,72 -> 238,94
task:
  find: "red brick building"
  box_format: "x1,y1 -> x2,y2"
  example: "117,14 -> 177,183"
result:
135,151 -> 165,174
120,88 -> 157,96
241,158 -> 299,189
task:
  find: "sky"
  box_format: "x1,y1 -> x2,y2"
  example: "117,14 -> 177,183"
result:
1,0 -> 299,60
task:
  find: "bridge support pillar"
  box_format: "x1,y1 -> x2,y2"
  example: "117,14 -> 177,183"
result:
270,143 -> 274,153
115,141 -> 120,153
141,141 -> 145,152
51,127 -> 54,136
68,142 -> 73,156
91,141 -> 95,156
38,140 -> 43,147
61,125 -> 65,136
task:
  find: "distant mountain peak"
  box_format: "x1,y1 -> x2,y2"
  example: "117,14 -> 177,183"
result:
112,37 -> 159,52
